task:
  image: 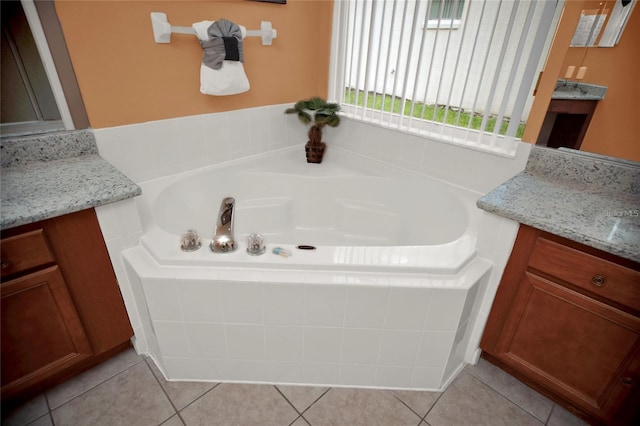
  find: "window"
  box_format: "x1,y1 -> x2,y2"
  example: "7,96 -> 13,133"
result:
330,0 -> 562,157
427,0 -> 464,28
429,0 -> 464,20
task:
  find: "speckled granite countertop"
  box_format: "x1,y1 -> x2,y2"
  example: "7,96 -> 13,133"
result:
552,79 -> 607,101
1,130 -> 141,231
478,146 -> 640,263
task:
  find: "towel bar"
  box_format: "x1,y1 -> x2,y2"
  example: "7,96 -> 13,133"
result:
151,12 -> 277,45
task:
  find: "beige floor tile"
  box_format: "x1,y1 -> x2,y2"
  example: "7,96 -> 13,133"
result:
51,361 -> 175,426
303,388 -> 422,426
391,389 -> 441,417
426,371 -> 543,426
180,383 -> 298,426
46,348 -> 143,409
276,385 -> 329,413
145,358 -> 216,410
547,404 -> 589,426
466,358 -> 554,422
1,394 -> 48,426
160,414 -> 185,426
27,415 -> 53,426
290,416 -> 311,426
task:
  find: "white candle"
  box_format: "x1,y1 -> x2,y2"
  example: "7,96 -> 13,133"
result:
576,66 -> 587,80
565,66 -> 575,79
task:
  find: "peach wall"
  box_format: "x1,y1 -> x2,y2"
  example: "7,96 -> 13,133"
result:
524,1 -> 640,162
54,0 -> 333,129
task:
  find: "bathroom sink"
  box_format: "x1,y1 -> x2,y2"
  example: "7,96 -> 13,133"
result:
554,85 -> 587,94
552,80 -> 607,100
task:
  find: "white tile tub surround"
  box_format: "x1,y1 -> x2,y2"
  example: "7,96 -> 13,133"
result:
123,246 -> 492,390
93,104 -> 529,388
94,104 -> 299,183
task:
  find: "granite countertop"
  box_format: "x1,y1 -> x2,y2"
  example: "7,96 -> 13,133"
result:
1,130 -> 141,231
478,147 -> 640,263
551,79 -> 607,101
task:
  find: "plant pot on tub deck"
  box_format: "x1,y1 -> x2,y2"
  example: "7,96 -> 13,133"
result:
285,97 -> 341,164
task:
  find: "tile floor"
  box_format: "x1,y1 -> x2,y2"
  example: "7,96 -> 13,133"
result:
3,348 -> 589,426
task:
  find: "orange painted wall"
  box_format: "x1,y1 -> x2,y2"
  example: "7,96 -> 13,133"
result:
525,1 -> 640,162
54,0 -> 334,129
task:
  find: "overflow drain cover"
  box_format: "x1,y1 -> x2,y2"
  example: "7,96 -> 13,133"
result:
296,245 -> 316,250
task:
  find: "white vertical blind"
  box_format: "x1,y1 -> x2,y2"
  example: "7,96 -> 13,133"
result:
330,0 -> 560,157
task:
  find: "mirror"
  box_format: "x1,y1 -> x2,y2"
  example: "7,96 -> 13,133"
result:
598,0 -> 636,46
1,0 -> 64,136
0,0 -> 88,139
569,0 -> 635,47
531,0 -> 639,163
570,7 -> 609,46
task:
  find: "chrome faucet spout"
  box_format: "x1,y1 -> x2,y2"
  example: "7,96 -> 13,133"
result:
210,197 -> 238,252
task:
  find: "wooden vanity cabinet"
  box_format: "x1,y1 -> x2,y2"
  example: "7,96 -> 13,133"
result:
1,209 -> 133,407
481,225 -> 640,425
536,99 -> 598,150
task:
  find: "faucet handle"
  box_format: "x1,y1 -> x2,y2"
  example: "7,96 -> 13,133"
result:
247,233 -> 266,256
180,229 -> 202,251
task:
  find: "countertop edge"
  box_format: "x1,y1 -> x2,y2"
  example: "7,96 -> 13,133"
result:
477,166 -> 640,264
476,198 -> 639,263
1,154 -> 141,231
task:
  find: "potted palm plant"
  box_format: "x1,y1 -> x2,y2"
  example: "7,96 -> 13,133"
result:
285,97 -> 341,163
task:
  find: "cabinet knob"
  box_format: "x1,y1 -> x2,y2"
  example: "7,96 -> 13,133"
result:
0,258 -> 9,269
591,275 -> 606,287
620,377 -> 635,388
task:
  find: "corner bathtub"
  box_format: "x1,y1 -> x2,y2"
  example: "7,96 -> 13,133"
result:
123,147 -> 492,391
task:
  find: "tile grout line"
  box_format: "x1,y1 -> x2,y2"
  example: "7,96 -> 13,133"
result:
388,391 -> 430,421
286,386 -> 333,419
46,355 -> 147,412
143,359 -> 183,425
466,364 -> 554,424
465,372 -> 545,424
298,387 -> 332,418
287,415 -> 304,426
419,388 -> 447,424
143,357 -> 223,424
157,414 -> 185,426
43,392 -> 55,426
272,384 -> 315,426
175,381 -> 222,419
545,404 -> 557,425
24,413 -> 54,426
273,385 -> 304,417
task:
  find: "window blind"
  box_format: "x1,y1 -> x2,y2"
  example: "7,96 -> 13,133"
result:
330,0 -> 560,157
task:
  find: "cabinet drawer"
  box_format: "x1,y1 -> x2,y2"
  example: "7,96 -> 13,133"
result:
529,237 -> 640,311
1,230 -> 55,279
548,99 -> 597,114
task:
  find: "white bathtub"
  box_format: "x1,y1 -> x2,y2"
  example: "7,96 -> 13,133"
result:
123,147 -> 492,390
138,147 -> 479,274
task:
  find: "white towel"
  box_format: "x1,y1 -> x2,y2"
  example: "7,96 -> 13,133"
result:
192,20 -> 250,96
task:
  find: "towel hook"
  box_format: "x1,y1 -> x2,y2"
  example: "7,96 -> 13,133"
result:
150,12 -> 277,46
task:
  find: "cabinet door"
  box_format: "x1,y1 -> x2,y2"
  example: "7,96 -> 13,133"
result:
1,266 -> 93,398
494,272 -> 640,421
41,209 -> 133,352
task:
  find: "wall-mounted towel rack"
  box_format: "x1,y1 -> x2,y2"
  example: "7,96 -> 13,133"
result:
151,12 -> 277,46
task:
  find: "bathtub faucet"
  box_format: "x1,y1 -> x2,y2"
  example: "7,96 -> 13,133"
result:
210,197 -> 238,253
